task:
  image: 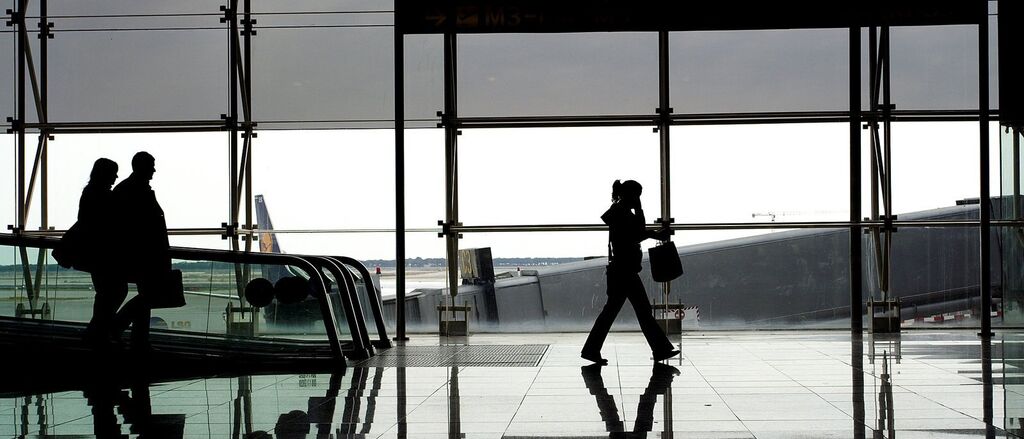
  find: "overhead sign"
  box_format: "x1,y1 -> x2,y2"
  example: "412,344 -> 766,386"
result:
397,0 -> 986,34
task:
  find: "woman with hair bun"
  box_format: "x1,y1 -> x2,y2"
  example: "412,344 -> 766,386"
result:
581,179 -> 679,364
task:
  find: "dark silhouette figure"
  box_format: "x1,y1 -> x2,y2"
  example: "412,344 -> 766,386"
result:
79,158 -> 130,347
582,180 -> 679,364
84,379 -> 185,438
112,152 -> 170,351
580,363 -> 679,437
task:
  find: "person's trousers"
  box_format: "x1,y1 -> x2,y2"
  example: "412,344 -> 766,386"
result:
582,269 -> 674,355
114,282 -> 153,349
86,272 -> 128,337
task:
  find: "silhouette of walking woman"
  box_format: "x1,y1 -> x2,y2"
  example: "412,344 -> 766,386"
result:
79,158 -> 129,346
582,180 -> 679,364
580,362 -> 680,435
112,152 -> 170,351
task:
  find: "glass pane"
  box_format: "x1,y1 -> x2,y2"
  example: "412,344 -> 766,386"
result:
670,29 -> 849,113
169,235 -> 230,251
376,230 -> 445,297
46,26 -> 226,122
890,25 -> 979,111
457,33 -> 658,117
380,230 -> 449,333
48,1 -> 218,16
250,129 -> 395,231
999,126 -> 1024,218
680,228 -> 851,329
998,225 -> 1024,325
251,26 -> 394,129
990,13 -> 999,111
0,29 -> 13,127
46,132 -> 228,230
871,226 -> 982,328
405,128 -> 445,229
405,34 -> 444,127
263,231 -> 396,263
671,123 -> 850,224
459,127 -> 660,225
252,0 -> 390,14
887,122 -> 979,216
0,134 -> 12,228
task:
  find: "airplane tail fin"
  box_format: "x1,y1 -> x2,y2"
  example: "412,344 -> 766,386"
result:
255,194 -> 289,282
255,194 -> 283,254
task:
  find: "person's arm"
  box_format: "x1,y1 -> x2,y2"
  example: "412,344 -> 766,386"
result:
633,208 -> 670,242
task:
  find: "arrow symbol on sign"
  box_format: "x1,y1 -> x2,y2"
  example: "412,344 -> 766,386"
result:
426,11 -> 446,26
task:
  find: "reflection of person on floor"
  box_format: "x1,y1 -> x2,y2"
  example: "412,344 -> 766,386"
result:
112,152 -> 170,351
582,180 -> 679,364
581,363 -> 679,437
85,379 -> 185,438
79,158 -> 130,347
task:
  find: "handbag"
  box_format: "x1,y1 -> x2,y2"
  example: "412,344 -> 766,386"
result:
53,222 -> 92,272
138,269 -> 186,309
648,240 -> 683,282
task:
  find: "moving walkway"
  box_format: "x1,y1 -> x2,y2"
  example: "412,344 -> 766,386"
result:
0,234 -> 391,380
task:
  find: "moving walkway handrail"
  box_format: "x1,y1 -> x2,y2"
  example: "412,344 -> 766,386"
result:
332,256 -> 392,349
303,256 -> 373,360
0,234 -> 349,365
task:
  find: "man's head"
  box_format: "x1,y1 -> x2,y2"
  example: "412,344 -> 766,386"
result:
131,151 -> 156,181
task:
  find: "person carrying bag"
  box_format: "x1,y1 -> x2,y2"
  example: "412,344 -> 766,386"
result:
68,158 -> 130,347
111,152 -> 184,351
581,180 -> 680,365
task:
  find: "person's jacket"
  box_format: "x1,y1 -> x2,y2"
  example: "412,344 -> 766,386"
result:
602,202 -> 648,273
113,175 -> 170,282
71,183 -> 116,272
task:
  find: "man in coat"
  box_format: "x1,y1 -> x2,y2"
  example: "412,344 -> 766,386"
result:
112,151 -> 170,350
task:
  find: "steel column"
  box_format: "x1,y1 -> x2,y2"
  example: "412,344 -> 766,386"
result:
228,0 -> 239,253
850,26 -> 863,332
979,15 -> 992,337
1014,127 -> 1021,221
442,32 -> 460,305
658,30 -> 671,229
881,27 -> 893,303
657,30 -> 673,313
15,0 -> 26,233
38,0 -> 47,232
243,0 -> 253,254
394,18 -> 408,341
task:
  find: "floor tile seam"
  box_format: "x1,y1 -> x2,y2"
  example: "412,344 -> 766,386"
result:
182,398 -> 236,421
686,347 -> 754,436
497,356 -> 544,436
750,341 -> 859,422
149,379 -> 206,397
395,369 -> 456,429
886,380 -> 995,426
34,412 -> 94,432
613,356 -> 627,426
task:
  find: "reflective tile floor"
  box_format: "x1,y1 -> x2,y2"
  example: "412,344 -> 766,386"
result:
3,330 -> 1024,438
